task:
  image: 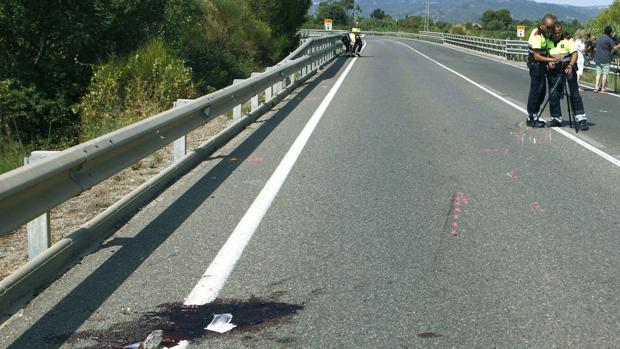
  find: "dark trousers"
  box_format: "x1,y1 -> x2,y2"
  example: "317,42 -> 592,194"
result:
343,42 -> 352,53
527,61 -> 547,117
353,39 -> 363,54
547,66 -> 585,118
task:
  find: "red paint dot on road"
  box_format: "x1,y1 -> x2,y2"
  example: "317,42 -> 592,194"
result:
452,214 -> 460,219
455,207 -> 461,212
450,230 -> 458,235
451,222 -> 459,227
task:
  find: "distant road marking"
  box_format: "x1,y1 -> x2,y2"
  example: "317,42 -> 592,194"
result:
392,37 -> 620,99
184,44 -> 366,306
396,41 -> 620,168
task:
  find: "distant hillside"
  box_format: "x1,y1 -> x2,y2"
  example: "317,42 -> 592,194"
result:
311,0 -> 605,23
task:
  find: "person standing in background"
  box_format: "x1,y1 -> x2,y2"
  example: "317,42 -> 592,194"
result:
584,33 -> 595,60
593,26 -> 620,94
574,29 -> 586,91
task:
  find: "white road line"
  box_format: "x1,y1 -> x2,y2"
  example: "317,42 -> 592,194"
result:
394,37 -> 620,99
395,40 -> 620,168
184,45 -> 365,306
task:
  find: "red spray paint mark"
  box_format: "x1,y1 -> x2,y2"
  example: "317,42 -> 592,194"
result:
511,131 -> 523,145
531,201 -> 545,213
485,148 -> 510,157
449,192 -> 470,237
245,156 -> 265,164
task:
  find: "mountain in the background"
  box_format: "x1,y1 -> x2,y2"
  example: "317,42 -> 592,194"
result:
311,0 -> 605,23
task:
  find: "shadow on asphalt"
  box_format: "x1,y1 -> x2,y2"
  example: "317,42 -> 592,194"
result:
7,57 -> 348,348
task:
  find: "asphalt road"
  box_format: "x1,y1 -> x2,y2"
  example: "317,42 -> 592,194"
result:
1,38 -> 619,348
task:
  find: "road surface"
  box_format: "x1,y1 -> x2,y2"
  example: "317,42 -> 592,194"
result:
2,38 -> 619,348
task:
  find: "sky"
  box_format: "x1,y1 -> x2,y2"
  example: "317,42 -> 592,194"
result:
534,0 -> 613,6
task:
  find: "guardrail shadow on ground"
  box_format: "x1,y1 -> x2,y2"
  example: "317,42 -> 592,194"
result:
7,56 -> 348,349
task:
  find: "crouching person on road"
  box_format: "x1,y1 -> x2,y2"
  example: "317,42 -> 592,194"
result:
526,15 -> 563,128
341,34 -> 353,56
547,31 -> 589,131
351,27 -> 363,57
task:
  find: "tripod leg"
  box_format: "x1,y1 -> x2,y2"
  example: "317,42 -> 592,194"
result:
538,72 -> 564,121
565,78 -> 572,129
565,75 -> 579,133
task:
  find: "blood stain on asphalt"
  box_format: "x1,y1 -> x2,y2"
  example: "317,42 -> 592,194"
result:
51,297 -> 304,348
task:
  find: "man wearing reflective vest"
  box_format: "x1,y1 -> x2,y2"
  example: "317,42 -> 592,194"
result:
351,27 -> 363,56
547,31 -> 589,131
526,15 -> 562,127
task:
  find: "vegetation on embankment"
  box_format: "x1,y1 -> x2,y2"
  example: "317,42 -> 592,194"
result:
0,0 -> 310,174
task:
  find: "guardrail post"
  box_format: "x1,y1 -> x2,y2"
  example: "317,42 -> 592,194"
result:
312,46 -> 317,70
250,73 -> 261,111
265,84 -> 273,102
172,99 -> 193,162
275,68 -> 286,95
232,79 -> 244,120
24,151 -> 59,260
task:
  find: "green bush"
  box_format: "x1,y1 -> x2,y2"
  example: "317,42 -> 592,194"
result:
76,40 -> 196,141
586,0 -> 620,37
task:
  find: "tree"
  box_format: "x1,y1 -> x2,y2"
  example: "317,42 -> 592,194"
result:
316,1 -> 348,25
481,9 -> 511,31
0,0 -> 313,173
371,8 -> 386,20
0,0 -> 169,144
485,19 -> 504,31
339,0 -> 355,16
481,10 -> 496,29
586,0 -> 620,36
249,0 -> 312,54
495,9 -> 512,29
398,16 -> 425,32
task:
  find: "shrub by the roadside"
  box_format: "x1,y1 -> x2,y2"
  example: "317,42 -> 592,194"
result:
76,40 -> 196,142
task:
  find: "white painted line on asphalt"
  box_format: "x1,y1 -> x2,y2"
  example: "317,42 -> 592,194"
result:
396,41 -> 620,168
395,37 -> 620,99
184,44 -> 365,306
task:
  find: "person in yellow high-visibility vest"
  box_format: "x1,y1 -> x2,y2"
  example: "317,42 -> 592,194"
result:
526,15 -> 563,127
547,30 -> 589,131
350,27 -> 363,56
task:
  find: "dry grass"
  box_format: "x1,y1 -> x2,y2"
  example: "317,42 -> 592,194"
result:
0,114 -> 231,280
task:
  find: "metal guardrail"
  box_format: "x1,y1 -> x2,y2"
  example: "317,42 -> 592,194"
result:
442,33 -> 506,56
361,30 -> 619,90
0,35 -> 341,238
0,34 -> 343,318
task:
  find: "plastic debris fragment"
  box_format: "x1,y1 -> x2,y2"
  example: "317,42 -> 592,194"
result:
205,313 -> 237,333
143,330 -> 163,349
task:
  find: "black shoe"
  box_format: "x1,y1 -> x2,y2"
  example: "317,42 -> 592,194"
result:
548,118 -> 563,127
355,53 -> 361,57
578,120 -> 589,131
526,118 -> 546,128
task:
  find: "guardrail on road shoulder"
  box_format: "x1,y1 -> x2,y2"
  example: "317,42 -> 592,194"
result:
361,30 -> 619,91
0,34 -> 343,319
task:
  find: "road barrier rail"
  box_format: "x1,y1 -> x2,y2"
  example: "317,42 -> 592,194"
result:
0,34 -> 342,319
